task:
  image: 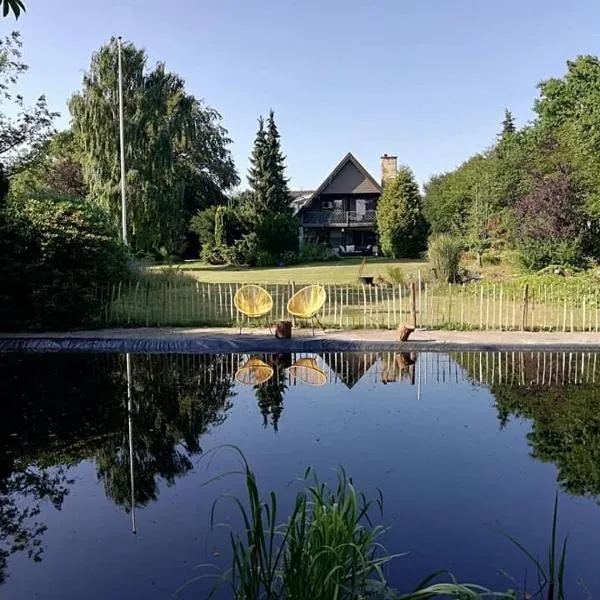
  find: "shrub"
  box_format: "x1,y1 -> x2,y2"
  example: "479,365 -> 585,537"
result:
427,234 -> 463,283
256,250 -> 277,267
280,250 -> 298,266
255,213 -> 299,257
299,242 -> 330,263
518,238 -> 584,272
231,232 -> 259,266
199,241 -> 226,265
514,169 -> 587,271
384,266 -> 405,285
0,196 -> 130,330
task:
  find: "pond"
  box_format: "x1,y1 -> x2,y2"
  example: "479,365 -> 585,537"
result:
1,350 -> 599,599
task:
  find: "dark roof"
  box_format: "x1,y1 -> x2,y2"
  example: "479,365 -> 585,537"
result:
290,190 -> 315,199
298,153 -> 382,212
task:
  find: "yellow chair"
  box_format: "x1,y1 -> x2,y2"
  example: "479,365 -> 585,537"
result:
235,357 -> 274,385
288,357 -> 327,386
287,285 -> 327,334
234,284 -> 273,333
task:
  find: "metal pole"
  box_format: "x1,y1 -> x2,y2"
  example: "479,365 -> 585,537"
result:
117,36 -> 128,246
126,352 -> 136,534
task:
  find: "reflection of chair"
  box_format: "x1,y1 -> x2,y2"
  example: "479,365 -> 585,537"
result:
235,357 -> 274,385
234,285 -> 273,333
288,357 -> 327,386
287,285 -> 326,334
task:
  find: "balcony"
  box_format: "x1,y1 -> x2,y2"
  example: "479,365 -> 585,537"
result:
303,209 -> 376,227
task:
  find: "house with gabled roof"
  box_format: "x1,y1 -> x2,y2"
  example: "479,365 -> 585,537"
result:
292,153 -> 397,254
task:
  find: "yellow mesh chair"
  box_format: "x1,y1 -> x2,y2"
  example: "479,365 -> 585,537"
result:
287,357 -> 327,386
235,357 -> 274,385
287,285 -> 327,334
234,285 -> 273,333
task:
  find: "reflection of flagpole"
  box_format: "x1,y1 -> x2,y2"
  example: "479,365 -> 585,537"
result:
126,352 -> 137,534
417,353 -> 421,401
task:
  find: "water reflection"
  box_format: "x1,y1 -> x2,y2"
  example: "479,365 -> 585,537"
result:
288,358 -> 327,386
1,350 -> 600,585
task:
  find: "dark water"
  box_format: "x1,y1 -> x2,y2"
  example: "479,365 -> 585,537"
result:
1,350 -> 599,599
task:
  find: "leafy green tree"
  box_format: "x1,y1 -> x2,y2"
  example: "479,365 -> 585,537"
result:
9,130 -> 87,200
0,0 -> 24,19
534,55 -> 600,219
0,162 -> 9,204
0,195 -> 129,330
513,167 -> 585,270
244,111 -> 297,261
0,32 -> 58,177
70,38 -> 237,255
376,165 -> 427,258
500,108 -> 516,136
264,109 -> 291,215
246,116 -> 268,218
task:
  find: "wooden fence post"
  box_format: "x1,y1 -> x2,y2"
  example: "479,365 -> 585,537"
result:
521,283 -> 529,331
410,281 -> 417,329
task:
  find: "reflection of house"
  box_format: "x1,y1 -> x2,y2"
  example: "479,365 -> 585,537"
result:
293,153 -> 398,252
319,352 -> 378,389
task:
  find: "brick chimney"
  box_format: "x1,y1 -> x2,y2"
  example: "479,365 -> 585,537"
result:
381,154 -> 398,186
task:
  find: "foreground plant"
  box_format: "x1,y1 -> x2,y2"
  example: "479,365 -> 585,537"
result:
183,447 -> 518,600
494,493 -> 568,600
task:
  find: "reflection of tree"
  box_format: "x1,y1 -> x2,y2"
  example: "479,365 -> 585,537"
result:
95,354 -> 235,509
494,385 -> 600,498
255,354 -> 290,431
0,468 -> 71,584
0,352 -> 234,582
455,351 -> 600,499
0,353 -> 123,584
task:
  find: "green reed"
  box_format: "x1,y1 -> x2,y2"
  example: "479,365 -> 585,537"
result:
190,446 -> 521,600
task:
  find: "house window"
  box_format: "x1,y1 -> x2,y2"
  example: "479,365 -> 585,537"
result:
333,199 -> 343,210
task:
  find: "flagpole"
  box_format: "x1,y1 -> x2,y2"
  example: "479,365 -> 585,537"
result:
117,36 -> 128,246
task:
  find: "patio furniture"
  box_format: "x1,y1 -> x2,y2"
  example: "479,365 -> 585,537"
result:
287,357 -> 327,386
234,284 -> 273,333
235,357 -> 274,385
338,244 -> 377,257
286,284 -> 327,335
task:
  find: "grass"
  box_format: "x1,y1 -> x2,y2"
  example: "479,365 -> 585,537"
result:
97,251 -> 600,331
99,271 -> 600,332
176,448 -> 570,600
153,257 -> 427,285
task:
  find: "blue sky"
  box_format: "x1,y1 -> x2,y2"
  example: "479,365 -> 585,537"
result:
9,0 -> 600,189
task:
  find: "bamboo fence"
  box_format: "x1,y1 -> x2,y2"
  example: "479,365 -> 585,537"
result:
95,278 -> 600,332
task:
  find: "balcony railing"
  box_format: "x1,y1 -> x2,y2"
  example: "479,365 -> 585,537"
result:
303,210 -> 376,227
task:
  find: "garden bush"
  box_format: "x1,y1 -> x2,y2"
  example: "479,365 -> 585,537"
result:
0,196 -> 130,330
256,250 -> 278,267
299,242 -> 338,263
518,238 -> 584,272
427,234 -> 463,283
255,213 -> 299,257
231,232 -> 260,266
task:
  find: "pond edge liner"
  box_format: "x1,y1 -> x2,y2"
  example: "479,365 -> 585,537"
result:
1,336 -> 600,354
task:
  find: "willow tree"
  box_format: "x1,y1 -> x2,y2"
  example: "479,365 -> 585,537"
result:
70,38 -> 238,255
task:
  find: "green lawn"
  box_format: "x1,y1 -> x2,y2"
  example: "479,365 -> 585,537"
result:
158,257 -> 427,284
